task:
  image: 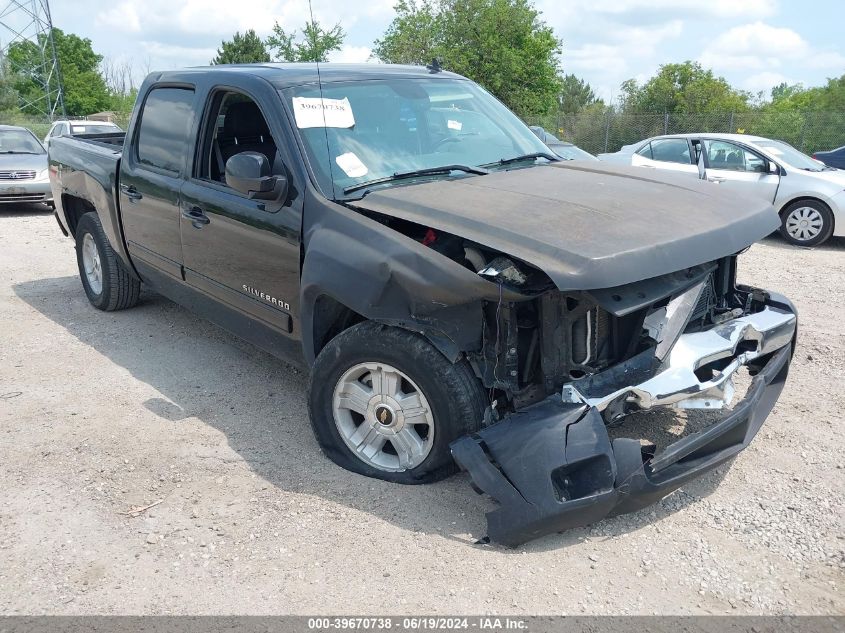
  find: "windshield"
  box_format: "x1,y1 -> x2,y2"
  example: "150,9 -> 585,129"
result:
755,139 -> 826,171
0,129 -> 44,154
71,124 -> 121,135
282,78 -> 551,198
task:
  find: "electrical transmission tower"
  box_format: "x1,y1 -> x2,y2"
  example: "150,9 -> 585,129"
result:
0,0 -> 64,119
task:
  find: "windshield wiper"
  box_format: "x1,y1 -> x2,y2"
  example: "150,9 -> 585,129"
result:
343,164 -> 489,194
487,151 -> 559,167
0,150 -> 40,154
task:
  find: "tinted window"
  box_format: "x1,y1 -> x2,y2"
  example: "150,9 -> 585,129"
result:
650,138 -> 691,164
197,91 -> 277,185
72,124 -> 122,135
136,88 -> 195,173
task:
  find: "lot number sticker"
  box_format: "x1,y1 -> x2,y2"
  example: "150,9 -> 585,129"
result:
292,97 -> 355,129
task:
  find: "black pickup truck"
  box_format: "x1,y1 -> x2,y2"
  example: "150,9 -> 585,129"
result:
49,63 -> 797,546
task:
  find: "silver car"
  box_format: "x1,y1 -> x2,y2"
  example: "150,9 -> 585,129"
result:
599,133 -> 845,246
0,125 -> 53,207
43,119 -> 123,147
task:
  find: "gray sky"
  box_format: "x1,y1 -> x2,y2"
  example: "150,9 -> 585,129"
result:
49,0 -> 844,102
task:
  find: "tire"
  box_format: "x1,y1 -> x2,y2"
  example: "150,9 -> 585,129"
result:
308,321 -> 488,484
779,200 -> 834,247
75,212 -> 141,311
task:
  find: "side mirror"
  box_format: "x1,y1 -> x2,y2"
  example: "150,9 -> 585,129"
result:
767,161 -> 780,175
225,151 -> 288,201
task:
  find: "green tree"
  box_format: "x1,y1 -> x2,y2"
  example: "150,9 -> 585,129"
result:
373,0 -> 563,118
619,61 -> 750,114
211,30 -> 271,65
266,20 -> 345,62
558,74 -> 599,114
0,53 -> 20,114
7,28 -> 111,116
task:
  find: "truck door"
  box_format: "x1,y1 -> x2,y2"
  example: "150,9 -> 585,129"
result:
119,86 -> 197,279
701,138 -> 780,203
179,86 -> 302,338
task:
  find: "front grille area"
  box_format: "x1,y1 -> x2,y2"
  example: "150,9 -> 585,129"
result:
0,170 -> 36,180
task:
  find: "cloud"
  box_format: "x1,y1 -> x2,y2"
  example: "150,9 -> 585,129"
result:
328,45 -> 374,64
699,21 -> 845,74
742,71 -> 791,93
139,41 -> 217,68
561,20 -> 683,101
587,0 -> 773,19
95,2 -> 141,33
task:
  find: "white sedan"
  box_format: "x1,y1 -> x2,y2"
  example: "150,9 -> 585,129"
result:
599,133 -> 845,246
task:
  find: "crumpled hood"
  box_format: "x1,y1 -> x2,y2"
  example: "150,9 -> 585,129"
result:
352,161 -> 779,290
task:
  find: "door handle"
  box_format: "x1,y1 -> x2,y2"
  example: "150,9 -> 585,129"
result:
120,184 -> 143,201
182,206 -> 210,228
708,176 -> 727,183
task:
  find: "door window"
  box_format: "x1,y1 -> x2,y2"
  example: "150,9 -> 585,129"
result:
704,139 -> 767,173
196,91 -> 278,186
649,138 -> 691,164
135,87 -> 195,173
635,143 -> 653,159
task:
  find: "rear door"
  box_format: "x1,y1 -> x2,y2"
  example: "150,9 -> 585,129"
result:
178,80 -> 303,337
631,138 -> 700,178
118,85 -> 197,279
702,138 -> 779,203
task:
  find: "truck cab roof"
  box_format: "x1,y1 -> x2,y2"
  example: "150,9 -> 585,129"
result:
164,63 -> 465,88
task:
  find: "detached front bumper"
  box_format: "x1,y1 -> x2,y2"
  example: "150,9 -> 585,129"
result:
451,292 -> 797,547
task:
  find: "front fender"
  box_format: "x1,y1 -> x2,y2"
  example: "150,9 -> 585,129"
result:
299,195 -> 522,365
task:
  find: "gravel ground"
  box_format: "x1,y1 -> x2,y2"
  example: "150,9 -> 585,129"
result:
0,206 -> 843,615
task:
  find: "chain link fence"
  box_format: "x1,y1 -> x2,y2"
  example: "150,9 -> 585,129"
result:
3,109 -> 843,159
528,111 -> 845,157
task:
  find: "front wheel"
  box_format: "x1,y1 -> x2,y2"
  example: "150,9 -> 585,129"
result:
75,212 -> 141,311
780,200 -> 834,247
308,321 -> 488,484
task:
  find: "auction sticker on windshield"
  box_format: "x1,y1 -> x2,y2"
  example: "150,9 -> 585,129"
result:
292,97 -> 355,129
335,152 -> 368,177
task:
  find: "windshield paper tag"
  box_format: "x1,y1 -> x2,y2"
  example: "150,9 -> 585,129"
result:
292,97 -> 355,129
447,119 -> 463,131
335,152 -> 368,178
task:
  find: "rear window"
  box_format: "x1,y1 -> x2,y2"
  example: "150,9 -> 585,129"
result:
72,124 -> 121,135
135,87 -> 195,173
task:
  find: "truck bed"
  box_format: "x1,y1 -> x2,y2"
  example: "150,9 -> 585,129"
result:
72,132 -> 126,149
48,134 -> 131,272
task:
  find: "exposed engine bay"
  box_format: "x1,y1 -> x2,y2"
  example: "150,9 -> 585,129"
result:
351,208 -> 768,422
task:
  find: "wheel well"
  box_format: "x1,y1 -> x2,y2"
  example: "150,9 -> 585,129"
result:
62,194 -> 96,237
779,196 -> 833,218
311,295 -> 366,358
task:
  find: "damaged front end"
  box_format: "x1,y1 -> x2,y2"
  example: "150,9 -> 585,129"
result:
450,258 -> 797,547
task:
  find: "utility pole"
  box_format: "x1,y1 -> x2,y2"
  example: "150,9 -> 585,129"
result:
0,0 -> 65,120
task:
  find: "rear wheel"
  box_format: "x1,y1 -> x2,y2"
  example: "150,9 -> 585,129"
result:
308,321 -> 487,484
780,200 -> 834,247
75,212 -> 141,311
